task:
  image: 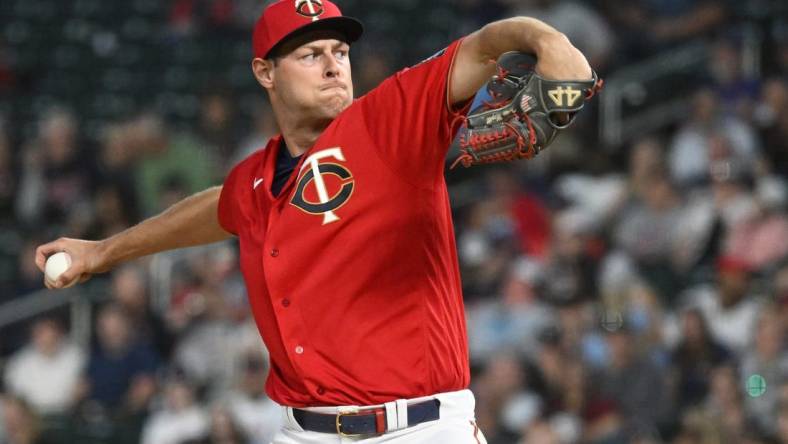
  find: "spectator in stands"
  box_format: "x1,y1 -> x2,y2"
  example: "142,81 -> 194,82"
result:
466,257 -> 556,364
223,352 -> 280,444
542,209 -> 601,306
85,184 -> 134,239
140,374 -> 208,444
458,167 -> 549,299
15,107 -> 94,232
681,256 -> 762,357
671,148 -> 761,279
531,329 -> 576,416
589,325 -> 671,438
184,240 -> 248,323
197,89 -> 240,171
3,317 -> 84,416
457,197 -> 520,298
131,112 -> 218,216
94,122 -> 141,227
580,398 -> 627,444
708,38 -> 760,119
724,175 -> 788,271
669,89 -> 759,187
670,308 -> 731,411
518,418 -> 561,444
234,100 -> 279,166
79,304 -> 159,414
707,155 -> 759,236
753,78 -> 788,133
0,395 -> 55,444
672,408 -> 724,443
172,248 -> 263,396
110,264 -> 175,360
472,352 -> 529,444
490,168 -> 552,260
614,172 -> 683,300
703,363 -> 748,442
626,137 -> 666,201
197,404 -> 249,444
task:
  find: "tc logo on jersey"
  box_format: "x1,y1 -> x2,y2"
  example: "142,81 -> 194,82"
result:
295,0 -> 324,20
547,86 -> 582,107
290,147 -> 354,225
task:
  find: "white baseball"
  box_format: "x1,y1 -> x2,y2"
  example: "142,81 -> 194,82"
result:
45,252 -> 75,288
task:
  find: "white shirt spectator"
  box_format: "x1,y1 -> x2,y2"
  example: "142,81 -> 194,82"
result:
3,341 -> 84,415
669,118 -> 758,185
141,405 -> 209,444
175,316 -> 266,397
225,392 -> 282,444
684,285 -> 761,357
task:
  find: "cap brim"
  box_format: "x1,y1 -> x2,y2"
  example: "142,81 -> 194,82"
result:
265,16 -> 364,59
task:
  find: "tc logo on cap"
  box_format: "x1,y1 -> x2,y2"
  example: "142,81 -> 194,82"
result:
295,0 -> 324,19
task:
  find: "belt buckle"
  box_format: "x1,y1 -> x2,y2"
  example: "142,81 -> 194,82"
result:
336,408 -> 363,437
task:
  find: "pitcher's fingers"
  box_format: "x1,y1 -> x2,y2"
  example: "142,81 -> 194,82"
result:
35,245 -> 52,272
55,265 -> 83,289
35,240 -> 66,272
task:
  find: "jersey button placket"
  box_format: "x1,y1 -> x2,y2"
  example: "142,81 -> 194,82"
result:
270,248 -> 279,257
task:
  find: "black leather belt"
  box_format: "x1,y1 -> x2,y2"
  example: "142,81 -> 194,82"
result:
292,399 -> 440,436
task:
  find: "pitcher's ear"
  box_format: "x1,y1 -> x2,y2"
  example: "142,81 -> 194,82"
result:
252,58 -> 276,89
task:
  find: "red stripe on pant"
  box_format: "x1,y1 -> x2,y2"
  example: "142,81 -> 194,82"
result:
375,409 -> 386,434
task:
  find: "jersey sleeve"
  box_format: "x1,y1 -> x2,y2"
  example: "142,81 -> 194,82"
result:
357,38 -> 473,186
219,150 -> 266,236
218,164 -> 241,236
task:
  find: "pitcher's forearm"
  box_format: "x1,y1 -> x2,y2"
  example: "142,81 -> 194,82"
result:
98,186 -> 232,268
474,17 -> 565,63
451,17 -> 592,104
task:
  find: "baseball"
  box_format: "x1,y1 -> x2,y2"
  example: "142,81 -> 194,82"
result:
45,252 -> 75,288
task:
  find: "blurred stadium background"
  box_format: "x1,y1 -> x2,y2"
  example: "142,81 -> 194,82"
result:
0,0 -> 787,443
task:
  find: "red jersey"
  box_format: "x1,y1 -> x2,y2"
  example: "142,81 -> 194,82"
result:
218,39 -> 472,407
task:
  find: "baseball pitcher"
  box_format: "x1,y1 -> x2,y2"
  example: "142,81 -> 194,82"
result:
36,0 -> 600,442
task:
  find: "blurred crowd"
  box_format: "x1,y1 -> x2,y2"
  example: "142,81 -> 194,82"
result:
1,0 -> 788,443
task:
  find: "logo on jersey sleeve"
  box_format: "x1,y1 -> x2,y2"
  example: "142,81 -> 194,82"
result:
290,147 -> 354,225
295,0 -> 324,19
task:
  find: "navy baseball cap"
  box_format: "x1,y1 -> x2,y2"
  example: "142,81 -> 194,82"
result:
253,0 -> 364,59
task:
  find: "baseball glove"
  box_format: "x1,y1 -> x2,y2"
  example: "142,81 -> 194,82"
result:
451,52 -> 603,168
